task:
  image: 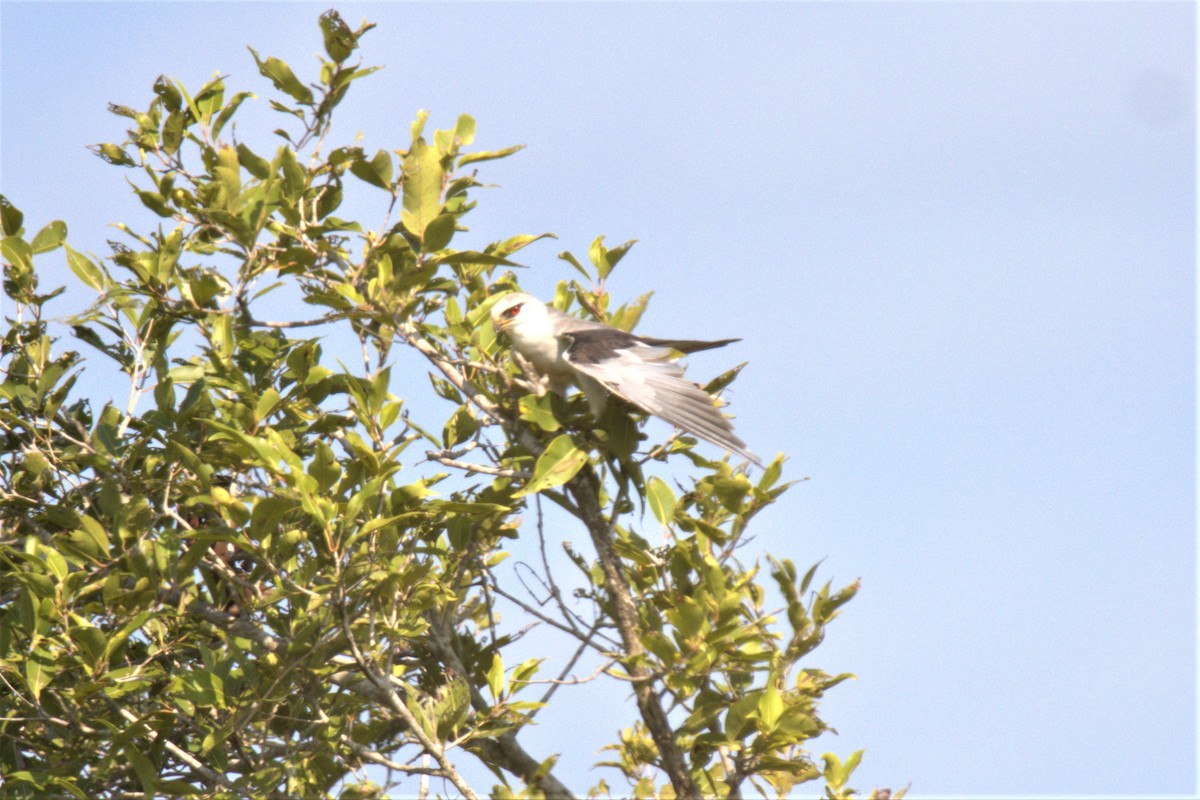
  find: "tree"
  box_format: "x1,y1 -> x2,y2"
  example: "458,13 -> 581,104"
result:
0,11 -> 898,799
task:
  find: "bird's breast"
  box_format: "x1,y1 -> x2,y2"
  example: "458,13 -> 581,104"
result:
511,330 -> 575,381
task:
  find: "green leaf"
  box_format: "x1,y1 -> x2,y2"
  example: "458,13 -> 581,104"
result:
194,74 -> 226,123
153,75 -> 183,112
489,232 -> 557,259
25,647 -> 55,701
842,749 -> 864,780
70,626 -> 108,669
510,658 -> 542,689
557,250 -> 591,280
646,476 -> 678,527
518,393 -> 561,433
422,213 -> 456,251
605,238 -> 637,273
320,9 -> 358,63
248,48 -> 313,105
41,546 -> 69,581
442,405 -> 478,449
350,148 -> 393,190
236,143 -> 271,179
90,142 -> 138,167
69,515 -> 110,563
211,90 -> 254,141
487,652 -> 505,700
1,236 -> 34,272
125,743 -> 158,795
401,138 -> 443,237
758,684 -> 783,731
589,236 -> 612,279
822,750 -> 863,793
30,220 -> 67,254
667,596 -> 706,640
1,195 -> 25,236
458,143 -> 525,168
255,387 -> 281,423
609,291 -> 653,332
514,434 -> 589,497
161,110 -> 185,155
454,113 -> 476,148
215,144 -> 242,204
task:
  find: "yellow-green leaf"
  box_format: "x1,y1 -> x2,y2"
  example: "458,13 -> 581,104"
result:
30,220 -> 67,254
458,143 -> 525,168
487,652 -> 505,700
758,684 -> 783,731
64,245 -> 105,291
401,138 -> 443,238
646,476 -> 678,526
25,647 -> 55,701
518,393 -> 561,432
514,435 -> 588,497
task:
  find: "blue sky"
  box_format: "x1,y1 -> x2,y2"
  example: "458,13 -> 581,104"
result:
2,2 -> 1195,797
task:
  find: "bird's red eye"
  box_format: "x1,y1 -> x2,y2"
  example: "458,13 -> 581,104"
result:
503,303 -> 523,319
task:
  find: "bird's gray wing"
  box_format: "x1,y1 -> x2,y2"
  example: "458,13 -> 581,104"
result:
560,330 -> 762,466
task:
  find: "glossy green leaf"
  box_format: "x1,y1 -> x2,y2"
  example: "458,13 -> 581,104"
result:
194,75 -> 226,122
514,434 -> 588,497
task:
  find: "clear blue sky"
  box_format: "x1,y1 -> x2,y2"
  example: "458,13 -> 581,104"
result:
2,2 -> 1195,797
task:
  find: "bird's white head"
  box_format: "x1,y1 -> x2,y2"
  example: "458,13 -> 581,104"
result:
490,292 -> 551,339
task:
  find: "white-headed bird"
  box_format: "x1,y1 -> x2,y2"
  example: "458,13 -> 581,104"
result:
491,293 -> 761,466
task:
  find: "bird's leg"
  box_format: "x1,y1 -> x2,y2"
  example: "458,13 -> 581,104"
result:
511,351 -> 552,396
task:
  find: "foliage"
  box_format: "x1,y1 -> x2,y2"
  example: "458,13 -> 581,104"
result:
0,11 -> 899,800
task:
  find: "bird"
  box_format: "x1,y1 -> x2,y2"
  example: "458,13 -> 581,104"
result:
490,292 -> 762,467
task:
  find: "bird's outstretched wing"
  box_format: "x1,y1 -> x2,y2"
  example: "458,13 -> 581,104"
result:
560,331 -> 763,466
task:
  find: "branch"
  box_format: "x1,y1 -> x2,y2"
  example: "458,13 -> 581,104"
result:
426,451 -> 529,478
566,468 -> 700,799
111,705 -> 277,800
424,617 -> 577,799
396,319 -> 543,455
164,581 -> 574,797
337,592 -> 482,800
